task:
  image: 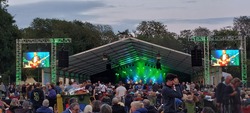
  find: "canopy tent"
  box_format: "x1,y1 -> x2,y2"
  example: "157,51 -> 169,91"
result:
60,38 -> 194,78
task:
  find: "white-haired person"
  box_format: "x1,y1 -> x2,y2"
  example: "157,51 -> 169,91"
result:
36,99 -> 53,113
83,105 -> 93,113
130,101 -> 148,113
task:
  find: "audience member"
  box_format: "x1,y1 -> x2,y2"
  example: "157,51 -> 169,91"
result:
112,97 -> 126,113
36,99 -> 53,113
130,101 -> 148,113
100,104 -> 112,113
83,105 -> 93,113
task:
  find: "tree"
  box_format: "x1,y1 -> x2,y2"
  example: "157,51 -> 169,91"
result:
177,29 -> 195,53
233,16 -> 250,82
136,21 -> 168,38
0,0 -> 21,84
135,20 -> 182,51
96,24 -> 117,44
233,16 -> 250,58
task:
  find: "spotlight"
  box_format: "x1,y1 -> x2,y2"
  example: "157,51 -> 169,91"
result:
102,53 -> 108,61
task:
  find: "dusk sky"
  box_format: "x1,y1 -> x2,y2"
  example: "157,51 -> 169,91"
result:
7,0 -> 250,34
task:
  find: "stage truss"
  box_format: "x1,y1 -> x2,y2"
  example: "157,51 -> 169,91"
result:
16,38 -> 71,85
190,36 -> 247,85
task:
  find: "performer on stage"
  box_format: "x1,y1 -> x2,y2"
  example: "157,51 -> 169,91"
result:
218,50 -> 230,66
29,52 -> 41,68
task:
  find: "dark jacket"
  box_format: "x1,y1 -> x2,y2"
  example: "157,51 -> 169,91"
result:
112,104 -> 126,113
175,84 -> 183,100
161,85 -> 182,113
30,88 -> 45,109
133,108 -> 148,113
47,89 -> 56,99
145,105 -> 158,113
215,82 -> 227,103
62,109 -> 71,113
36,106 -> 53,113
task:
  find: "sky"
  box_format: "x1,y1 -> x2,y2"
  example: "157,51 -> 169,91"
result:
7,0 -> 250,34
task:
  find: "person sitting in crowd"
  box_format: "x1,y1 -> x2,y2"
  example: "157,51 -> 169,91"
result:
0,97 -> 10,112
201,107 -> 215,113
83,105 -> 93,113
100,104 -> 112,113
63,102 -> 80,113
143,99 -> 158,113
9,98 -> 22,113
134,93 -> 144,101
130,101 -> 148,113
18,100 -> 32,113
92,100 -> 102,113
36,99 -> 53,113
111,97 -> 126,113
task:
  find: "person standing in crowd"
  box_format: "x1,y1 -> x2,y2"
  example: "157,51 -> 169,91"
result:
9,83 -> 16,96
55,82 -> 62,94
161,73 -> 182,113
21,84 -> 26,98
30,82 -> 44,112
115,81 -> 127,102
223,77 -> 241,113
46,83 -> 56,109
0,82 -> 6,97
216,75 -> 232,113
85,80 -> 94,97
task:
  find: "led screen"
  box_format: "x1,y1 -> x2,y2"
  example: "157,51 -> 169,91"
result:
23,52 -> 50,68
210,49 -> 240,66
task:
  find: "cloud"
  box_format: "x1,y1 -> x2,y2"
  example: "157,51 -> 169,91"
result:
7,0 -> 250,33
8,0 -> 106,27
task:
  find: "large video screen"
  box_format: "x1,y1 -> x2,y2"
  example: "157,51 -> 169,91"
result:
23,52 -> 50,68
210,50 -> 240,67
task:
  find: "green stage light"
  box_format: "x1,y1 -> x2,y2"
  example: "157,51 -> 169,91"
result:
115,60 -> 167,83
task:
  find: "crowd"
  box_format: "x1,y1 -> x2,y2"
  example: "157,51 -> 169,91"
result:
0,73 -> 249,113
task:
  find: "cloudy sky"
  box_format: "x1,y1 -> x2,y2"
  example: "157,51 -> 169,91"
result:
7,0 -> 250,34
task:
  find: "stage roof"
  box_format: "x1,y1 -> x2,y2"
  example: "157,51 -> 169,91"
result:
61,38 -> 193,76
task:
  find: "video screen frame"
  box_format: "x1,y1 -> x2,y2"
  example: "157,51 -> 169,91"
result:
23,52 -> 50,68
210,49 -> 240,67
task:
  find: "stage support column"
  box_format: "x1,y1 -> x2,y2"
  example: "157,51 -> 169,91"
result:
204,37 -> 210,85
16,39 -> 22,85
51,39 -> 57,83
241,36 -> 247,86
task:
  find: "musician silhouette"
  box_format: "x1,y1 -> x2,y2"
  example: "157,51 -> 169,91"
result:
218,50 -> 230,66
29,52 -> 41,68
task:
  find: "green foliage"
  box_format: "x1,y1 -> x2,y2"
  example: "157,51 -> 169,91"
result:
21,18 -> 116,55
0,0 -> 21,84
136,20 -> 182,51
177,30 -> 196,53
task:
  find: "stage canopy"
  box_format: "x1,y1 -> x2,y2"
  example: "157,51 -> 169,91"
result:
60,38 -> 193,78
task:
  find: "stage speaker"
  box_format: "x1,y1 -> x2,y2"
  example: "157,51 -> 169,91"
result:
58,51 -> 69,67
106,63 -> 111,70
191,50 -> 202,66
